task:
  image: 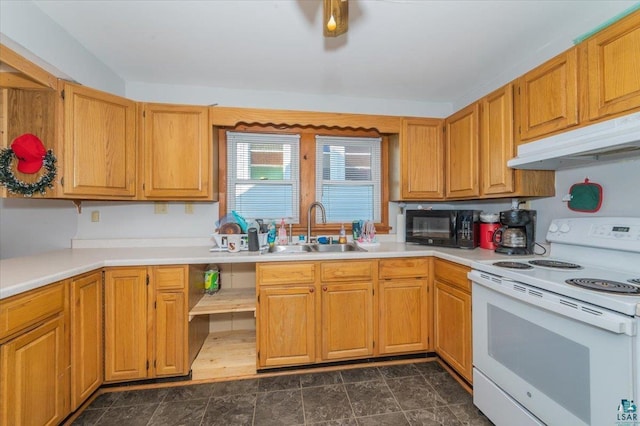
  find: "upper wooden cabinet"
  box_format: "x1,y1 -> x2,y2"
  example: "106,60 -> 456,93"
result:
445,103 -> 480,198
390,118 -> 444,200
61,82 -> 137,198
586,10 -> 640,121
517,48 -> 579,142
139,103 -> 213,199
480,83 -> 555,198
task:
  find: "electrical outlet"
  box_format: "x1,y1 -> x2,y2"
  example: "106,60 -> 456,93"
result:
154,202 -> 168,214
184,202 -> 194,214
91,211 -> 100,222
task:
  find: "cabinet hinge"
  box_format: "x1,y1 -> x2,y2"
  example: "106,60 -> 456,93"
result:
154,301 -> 157,309
60,177 -> 64,187
146,360 -> 149,370
257,294 -> 260,303
154,360 -> 157,368
373,341 -> 375,348
61,89 -> 65,100
146,274 -> 150,285
142,183 -> 145,191
518,125 -> 521,135
142,110 -> 146,118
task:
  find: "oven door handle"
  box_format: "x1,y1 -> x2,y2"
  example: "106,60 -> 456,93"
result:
471,271 -> 636,336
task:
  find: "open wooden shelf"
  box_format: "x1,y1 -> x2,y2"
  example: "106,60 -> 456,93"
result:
189,288 -> 256,321
190,330 -> 257,380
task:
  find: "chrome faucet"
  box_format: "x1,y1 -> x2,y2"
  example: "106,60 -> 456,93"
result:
307,201 -> 326,243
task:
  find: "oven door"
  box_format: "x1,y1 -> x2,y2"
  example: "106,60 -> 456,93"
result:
471,271 -> 637,426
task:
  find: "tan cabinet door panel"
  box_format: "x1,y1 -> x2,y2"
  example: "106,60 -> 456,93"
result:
445,103 -> 480,198
481,84 -> 515,195
104,268 -> 148,382
62,82 -> 137,197
154,291 -> 188,376
1,315 -> 67,426
70,271 -> 103,411
400,118 -> 445,199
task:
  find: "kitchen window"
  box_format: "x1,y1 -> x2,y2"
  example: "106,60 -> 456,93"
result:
315,136 -> 381,223
222,126 -> 388,233
226,132 -> 300,221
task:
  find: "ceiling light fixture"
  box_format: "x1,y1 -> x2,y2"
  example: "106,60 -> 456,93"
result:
324,0 -> 348,37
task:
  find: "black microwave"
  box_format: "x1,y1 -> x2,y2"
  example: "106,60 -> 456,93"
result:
405,209 -> 480,249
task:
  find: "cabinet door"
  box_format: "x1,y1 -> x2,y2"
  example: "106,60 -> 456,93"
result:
154,291 -> 188,376
70,271 -> 103,411
518,48 -> 578,141
321,282 -> 373,360
378,278 -> 429,354
104,268 -> 148,382
141,103 -> 211,199
62,82 -> 137,198
587,11 -> 640,120
1,315 -> 67,426
434,281 -> 472,382
400,118 -> 444,199
481,84 -> 515,195
257,285 -> 316,367
445,103 -> 480,198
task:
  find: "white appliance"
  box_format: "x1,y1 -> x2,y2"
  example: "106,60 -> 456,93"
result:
507,111 -> 640,170
470,217 -> 640,426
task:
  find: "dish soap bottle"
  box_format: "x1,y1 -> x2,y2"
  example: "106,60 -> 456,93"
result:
338,223 -> 347,244
267,221 -> 277,247
278,218 -> 288,245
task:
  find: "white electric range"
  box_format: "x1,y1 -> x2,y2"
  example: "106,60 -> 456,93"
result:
469,217 -> 640,426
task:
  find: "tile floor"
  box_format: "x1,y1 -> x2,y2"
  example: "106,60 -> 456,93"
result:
71,361 -> 493,426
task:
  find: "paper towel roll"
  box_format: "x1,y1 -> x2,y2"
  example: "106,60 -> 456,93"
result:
396,213 -> 406,243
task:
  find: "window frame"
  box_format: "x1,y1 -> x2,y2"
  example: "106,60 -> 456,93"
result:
218,124 -> 390,235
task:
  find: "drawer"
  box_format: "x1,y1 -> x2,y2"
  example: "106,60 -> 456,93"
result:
320,260 -> 374,282
0,280 -> 67,340
257,262 -> 316,285
379,257 -> 429,279
434,259 -> 471,292
153,265 -> 187,290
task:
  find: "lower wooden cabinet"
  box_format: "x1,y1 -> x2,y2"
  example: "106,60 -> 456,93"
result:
0,280 -> 69,426
433,259 -> 473,382
70,271 -> 103,411
104,265 -> 189,382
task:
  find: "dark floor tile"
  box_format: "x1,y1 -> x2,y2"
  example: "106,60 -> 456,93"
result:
148,398 -> 208,426
405,406 -> 464,426
340,367 -> 382,383
110,388 -> 171,407
95,403 -> 158,426
386,375 -> 445,411
356,412 -> 410,425
211,378 -> 259,396
258,374 -> 301,392
164,383 -> 216,401
72,408 -> 107,425
377,363 -> 421,379
414,361 -> 447,378
302,384 -> 353,423
308,418 -> 358,425
448,402 -> 494,426
425,373 -> 472,406
344,380 -> 400,417
87,392 -> 121,409
300,371 -> 343,388
201,393 -> 256,426
254,389 -> 304,426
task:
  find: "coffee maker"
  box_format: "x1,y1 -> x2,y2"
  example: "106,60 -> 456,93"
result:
493,209 -> 536,255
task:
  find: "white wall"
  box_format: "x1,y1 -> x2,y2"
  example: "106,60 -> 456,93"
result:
531,157 -> 640,243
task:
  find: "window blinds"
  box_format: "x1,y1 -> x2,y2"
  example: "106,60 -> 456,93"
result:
315,136 -> 382,223
227,132 -> 300,222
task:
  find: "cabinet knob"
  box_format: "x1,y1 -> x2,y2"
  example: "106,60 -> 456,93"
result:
322,286 -> 328,291
309,287 -> 315,293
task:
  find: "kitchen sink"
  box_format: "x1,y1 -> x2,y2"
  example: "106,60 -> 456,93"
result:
266,243 -> 366,254
267,244 -> 314,254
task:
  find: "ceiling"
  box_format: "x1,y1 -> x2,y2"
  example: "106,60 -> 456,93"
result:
31,0 -> 638,107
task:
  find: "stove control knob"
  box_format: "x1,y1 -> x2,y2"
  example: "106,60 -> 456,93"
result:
548,223 -> 559,233
560,223 -> 571,233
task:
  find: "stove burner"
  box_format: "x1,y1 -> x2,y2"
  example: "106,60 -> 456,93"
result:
493,261 -> 534,270
528,260 -> 582,269
566,278 -> 640,295
629,278 -> 640,285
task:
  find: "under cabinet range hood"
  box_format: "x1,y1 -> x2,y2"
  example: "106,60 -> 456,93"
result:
508,111 -> 640,170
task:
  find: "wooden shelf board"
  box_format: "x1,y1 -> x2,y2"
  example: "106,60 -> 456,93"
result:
191,330 -> 256,380
189,288 -> 256,320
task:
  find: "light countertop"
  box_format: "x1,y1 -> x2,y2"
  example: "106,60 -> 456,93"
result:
0,242 -> 515,300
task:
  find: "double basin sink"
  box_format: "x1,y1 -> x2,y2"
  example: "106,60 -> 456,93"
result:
267,242 -> 365,254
